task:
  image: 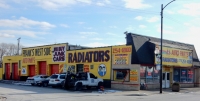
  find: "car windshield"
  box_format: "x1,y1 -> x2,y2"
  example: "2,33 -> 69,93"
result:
50,75 -> 58,79
33,75 -> 40,78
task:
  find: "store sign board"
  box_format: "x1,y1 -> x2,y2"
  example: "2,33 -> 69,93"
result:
68,47 -> 111,63
112,45 -> 132,54
112,45 -> 132,65
155,46 -> 193,67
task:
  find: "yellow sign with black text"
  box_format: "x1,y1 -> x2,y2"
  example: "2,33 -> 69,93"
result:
112,45 -> 132,65
155,46 -> 192,67
67,47 -> 111,79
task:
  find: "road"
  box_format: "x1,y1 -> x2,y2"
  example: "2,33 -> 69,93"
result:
0,83 -> 200,101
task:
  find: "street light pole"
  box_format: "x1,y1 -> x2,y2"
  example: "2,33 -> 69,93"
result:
160,0 -> 175,94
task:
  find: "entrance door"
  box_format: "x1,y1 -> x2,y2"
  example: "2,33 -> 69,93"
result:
162,72 -> 170,88
76,64 -> 83,73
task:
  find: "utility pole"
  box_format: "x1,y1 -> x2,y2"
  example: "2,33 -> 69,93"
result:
160,0 -> 175,94
17,37 -> 21,55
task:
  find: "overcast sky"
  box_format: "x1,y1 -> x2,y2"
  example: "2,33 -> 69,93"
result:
0,0 -> 200,57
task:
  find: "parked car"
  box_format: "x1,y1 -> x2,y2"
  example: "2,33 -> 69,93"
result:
36,77 -> 50,87
48,73 -> 66,88
63,72 -> 103,90
26,75 -> 49,86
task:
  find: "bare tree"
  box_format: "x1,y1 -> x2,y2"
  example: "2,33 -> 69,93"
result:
0,43 -> 24,62
0,43 -> 8,62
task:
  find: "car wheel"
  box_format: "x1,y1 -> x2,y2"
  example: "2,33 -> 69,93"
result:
97,82 -> 103,89
74,83 -> 82,91
43,83 -> 48,87
31,83 -> 35,86
52,86 -> 56,88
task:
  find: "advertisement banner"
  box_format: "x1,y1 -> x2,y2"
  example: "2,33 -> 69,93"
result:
112,45 -> 132,65
130,69 -> 138,82
113,54 -> 129,64
155,46 -> 193,67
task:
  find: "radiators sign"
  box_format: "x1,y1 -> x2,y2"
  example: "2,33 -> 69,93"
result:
68,48 -> 110,63
155,46 -> 193,67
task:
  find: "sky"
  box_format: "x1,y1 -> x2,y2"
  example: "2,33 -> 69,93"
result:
0,0 -> 200,57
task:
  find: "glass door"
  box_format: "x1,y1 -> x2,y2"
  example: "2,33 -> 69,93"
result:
162,72 -> 170,88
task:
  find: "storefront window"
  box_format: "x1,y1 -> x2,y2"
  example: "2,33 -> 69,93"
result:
153,67 -> 159,83
140,66 -> 159,84
146,67 -> 153,83
140,66 -> 146,83
114,69 -> 129,82
173,69 -> 180,82
180,69 -> 187,82
187,69 -> 194,83
173,68 -> 194,83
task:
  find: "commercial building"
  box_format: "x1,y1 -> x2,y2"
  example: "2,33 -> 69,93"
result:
2,43 -> 89,81
2,33 -> 200,91
126,33 -> 200,89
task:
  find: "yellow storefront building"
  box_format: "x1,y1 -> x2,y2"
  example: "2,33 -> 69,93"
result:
155,45 -> 194,88
66,46 -> 112,87
3,43 -> 68,81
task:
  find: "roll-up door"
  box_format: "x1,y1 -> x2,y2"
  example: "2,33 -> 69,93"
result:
5,63 -> 10,80
13,63 -> 18,80
29,65 -> 35,77
39,61 -> 46,75
50,64 -> 59,75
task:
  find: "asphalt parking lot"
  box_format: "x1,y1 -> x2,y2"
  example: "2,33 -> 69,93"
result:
1,81 -> 200,101
0,83 -> 125,101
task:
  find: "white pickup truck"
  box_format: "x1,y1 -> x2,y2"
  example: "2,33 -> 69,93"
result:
63,72 -> 104,90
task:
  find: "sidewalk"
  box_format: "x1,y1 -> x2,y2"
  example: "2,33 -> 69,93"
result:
111,87 -> 200,96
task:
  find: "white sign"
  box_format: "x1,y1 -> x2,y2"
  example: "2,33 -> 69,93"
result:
52,46 -> 66,62
21,67 -> 27,74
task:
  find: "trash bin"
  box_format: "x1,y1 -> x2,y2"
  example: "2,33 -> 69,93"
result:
172,82 -> 180,92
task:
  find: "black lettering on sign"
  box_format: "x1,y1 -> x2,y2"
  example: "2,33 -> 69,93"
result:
22,49 -> 34,57
44,47 -> 51,56
53,46 -> 66,62
68,50 -> 110,63
35,48 -> 43,56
